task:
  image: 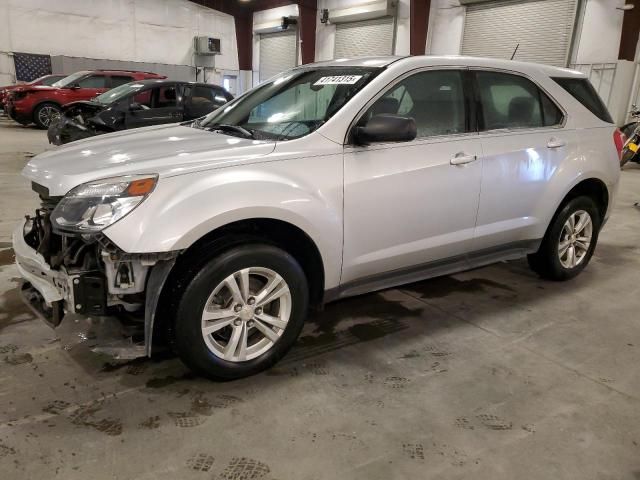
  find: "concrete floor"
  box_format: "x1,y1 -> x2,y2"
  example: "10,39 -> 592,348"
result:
1,116 -> 639,480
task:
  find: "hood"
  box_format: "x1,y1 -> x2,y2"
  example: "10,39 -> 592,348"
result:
23,124 -> 277,196
11,85 -> 56,93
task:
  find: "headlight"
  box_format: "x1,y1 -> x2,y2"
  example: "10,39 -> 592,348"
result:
51,174 -> 158,233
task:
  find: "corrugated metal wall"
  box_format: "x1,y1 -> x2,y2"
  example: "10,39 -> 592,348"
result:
461,0 -> 578,67
258,31 -> 297,83
334,17 -> 395,59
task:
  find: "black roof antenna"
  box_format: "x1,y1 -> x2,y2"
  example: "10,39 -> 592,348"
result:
510,43 -> 520,60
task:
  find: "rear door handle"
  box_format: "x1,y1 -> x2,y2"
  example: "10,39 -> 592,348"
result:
450,152 -> 477,165
547,137 -> 566,149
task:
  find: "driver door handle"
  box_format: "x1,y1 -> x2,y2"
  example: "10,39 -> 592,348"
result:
450,152 -> 477,166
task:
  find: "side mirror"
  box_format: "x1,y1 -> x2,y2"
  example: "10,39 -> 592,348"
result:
129,102 -> 143,111
67,83 -> 81,90
353,114 -> 417,145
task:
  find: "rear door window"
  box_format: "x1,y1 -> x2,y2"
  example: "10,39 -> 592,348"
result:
133,85 -> 177,108
111,76 -> 134,88
157,85 -> 177,107
191,86 -> 216,107
77,75 -> 107,88
552,77 -> 613,123
474,71 -> 563,130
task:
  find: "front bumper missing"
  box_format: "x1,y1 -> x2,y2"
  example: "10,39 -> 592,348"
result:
12,218 -> 177,359
12,219 -> 73,325
13,219 -> 142,357
20,282 -> 64,327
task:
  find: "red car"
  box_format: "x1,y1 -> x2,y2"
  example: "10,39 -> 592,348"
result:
0,74 -> 66,108
6,70 -> 165,129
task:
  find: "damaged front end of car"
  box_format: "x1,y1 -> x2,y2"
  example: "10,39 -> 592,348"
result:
13,176 -> 178,359
48,102 -> 119,146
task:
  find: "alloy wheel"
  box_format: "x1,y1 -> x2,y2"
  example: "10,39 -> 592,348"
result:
38,106 -> 60,127
558,210 -> 593,269
200,267 -> 291,362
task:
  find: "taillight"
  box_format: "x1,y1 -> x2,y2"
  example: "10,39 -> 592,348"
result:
613,128 -> 626,160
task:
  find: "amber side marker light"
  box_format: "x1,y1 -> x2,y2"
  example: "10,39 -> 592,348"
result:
127,177 -> 156,196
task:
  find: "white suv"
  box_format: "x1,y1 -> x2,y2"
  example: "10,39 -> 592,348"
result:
14,56 -> 621,379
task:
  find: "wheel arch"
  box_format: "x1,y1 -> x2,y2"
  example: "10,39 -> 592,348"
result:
555,177 -> 609,223
182,217 -> 326,307
32,100 -> 62,122
148,217 -> 327,353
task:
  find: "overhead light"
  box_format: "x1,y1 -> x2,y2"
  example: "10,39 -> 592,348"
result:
617,4 -> 634,10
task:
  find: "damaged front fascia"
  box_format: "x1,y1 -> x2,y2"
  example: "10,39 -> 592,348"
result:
91,234 -> 180,357
51,103 -> 122,145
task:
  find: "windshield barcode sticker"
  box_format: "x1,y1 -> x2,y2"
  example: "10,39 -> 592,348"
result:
314,75 -> 363,86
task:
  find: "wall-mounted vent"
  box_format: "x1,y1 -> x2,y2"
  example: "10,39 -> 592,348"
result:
194,37 -> 221,56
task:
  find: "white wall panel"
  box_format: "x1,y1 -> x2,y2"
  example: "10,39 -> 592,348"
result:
573,0 -> 625,63
427,0 -> 465,55
0,0 -> 238,85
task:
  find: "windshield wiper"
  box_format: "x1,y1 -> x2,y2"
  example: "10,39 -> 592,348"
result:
207,123 -> 255,139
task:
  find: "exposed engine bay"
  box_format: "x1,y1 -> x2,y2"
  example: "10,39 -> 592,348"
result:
18,183 -> 178,356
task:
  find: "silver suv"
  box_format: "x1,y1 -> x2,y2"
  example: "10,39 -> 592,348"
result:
14,56 -> 621,379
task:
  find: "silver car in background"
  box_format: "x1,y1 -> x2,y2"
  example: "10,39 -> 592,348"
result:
14,56 -> 621,379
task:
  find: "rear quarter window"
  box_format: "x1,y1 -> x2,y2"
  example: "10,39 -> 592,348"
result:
552,77 -> 613,123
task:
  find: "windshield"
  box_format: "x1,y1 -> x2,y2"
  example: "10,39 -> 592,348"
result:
94,82 -> 147,104
197,67 -> 380,140
52,71 -> 89,88
29,75 -> 62,86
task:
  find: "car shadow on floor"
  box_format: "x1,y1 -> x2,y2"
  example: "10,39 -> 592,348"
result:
69,255 -> 612,391
53,235 -> 634,392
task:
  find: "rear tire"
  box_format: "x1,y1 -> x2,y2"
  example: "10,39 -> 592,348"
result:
527,196 -> 601,281
172,244 -> 308,380
33,102 -> 61,129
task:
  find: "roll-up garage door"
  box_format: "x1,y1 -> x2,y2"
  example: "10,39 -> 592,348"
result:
461,0 -> 577,67
259,30 -> 297,83
334,17 -> 394,59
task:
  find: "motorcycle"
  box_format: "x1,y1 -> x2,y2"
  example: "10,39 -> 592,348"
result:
620,104 -> 640,167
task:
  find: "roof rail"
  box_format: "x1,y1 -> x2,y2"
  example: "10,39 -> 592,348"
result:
93,69 -> 159,74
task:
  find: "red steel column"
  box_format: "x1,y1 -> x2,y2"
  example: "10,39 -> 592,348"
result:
298,0 -> 318,64
410,0 -> 431,56
619,3 -> 640,61
234,14 -> 253,71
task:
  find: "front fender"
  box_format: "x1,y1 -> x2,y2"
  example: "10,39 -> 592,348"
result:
104,155 -> 344,289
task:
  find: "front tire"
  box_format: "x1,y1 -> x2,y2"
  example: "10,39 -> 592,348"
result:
33,102 -> 61,129
173,244 -> 308,380
528,196 -> 601,281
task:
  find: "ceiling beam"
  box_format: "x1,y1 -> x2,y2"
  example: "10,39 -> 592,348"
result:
190,0 -> 298,16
